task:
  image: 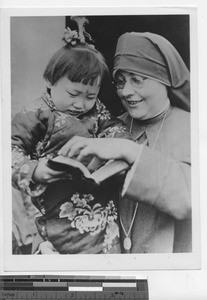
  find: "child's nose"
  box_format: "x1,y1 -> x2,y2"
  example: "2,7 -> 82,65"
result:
73,98 -> 84,109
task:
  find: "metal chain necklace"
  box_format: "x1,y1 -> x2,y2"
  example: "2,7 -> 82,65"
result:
120,201 -> 139,251
120,112 -> 167,252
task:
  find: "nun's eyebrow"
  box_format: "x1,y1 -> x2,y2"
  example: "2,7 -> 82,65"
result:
128,72 -> 146,79
115,72 -> 125,79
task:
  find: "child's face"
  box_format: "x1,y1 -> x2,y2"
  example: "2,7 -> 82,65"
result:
48,77 -> 100,117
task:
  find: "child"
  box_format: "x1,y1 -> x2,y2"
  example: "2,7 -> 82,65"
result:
12,17 -> 131,254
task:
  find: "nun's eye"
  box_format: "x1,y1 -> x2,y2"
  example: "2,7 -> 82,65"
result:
130,76 -> 147,88
113,79 -> 126,89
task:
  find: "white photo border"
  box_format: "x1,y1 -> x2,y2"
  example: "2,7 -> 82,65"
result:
1,6 -> 200,272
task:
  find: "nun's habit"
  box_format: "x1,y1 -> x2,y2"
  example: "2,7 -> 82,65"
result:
115,32 -> 191,253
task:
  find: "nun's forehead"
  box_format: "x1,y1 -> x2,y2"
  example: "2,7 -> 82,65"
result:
114,69 -> 170,86
115,32 -> 166,65
113,32 -> 190,112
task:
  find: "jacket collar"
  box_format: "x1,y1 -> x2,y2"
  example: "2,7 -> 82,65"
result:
119,105 -> 172,144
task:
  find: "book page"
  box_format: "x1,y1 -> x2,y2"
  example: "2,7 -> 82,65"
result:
91,160 -> 129,184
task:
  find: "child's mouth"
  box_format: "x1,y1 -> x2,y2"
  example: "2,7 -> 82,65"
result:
66,110 -> 84,116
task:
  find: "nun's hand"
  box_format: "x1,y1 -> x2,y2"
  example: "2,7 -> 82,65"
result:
58,136 -> 140,164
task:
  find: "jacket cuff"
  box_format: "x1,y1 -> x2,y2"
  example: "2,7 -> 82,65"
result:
15,160 -> 47,196
121,144 -> 144,196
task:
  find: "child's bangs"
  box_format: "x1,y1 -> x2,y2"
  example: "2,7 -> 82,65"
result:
66,50 -> 107,85
43,46 -> 108,86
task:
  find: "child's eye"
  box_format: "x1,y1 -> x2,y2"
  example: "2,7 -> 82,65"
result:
67,92 -> 78,97
86,96 -> 96,101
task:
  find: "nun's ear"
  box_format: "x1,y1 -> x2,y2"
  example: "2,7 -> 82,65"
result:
45,80 -> 52,89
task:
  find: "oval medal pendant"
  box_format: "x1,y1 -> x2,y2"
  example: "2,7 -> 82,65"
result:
123,237 -> 131,251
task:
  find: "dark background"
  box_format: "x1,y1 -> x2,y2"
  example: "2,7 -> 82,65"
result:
66,15 -> 190,116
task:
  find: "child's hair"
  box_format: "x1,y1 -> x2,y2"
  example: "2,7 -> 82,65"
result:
43,40 -> 108,87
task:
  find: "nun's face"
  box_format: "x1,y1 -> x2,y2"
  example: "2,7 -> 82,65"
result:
115,71 -> 169,120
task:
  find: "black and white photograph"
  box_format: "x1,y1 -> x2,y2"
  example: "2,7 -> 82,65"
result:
1,7 -> 200,271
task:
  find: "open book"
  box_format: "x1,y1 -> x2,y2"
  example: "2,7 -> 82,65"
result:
47,155 -> 130,186
40,156 -> 131,215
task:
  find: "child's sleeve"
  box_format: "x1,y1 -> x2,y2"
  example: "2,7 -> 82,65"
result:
95,99 -> 131,139
12,103 -> 49,196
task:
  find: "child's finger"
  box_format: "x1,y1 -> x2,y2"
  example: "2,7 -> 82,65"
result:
39,241 -> 60,254
47,169 -> 67,177
47,175 -> 73,183
47,178 -> 63,183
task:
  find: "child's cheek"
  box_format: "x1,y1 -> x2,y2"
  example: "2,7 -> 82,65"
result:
87,100 -> 96,111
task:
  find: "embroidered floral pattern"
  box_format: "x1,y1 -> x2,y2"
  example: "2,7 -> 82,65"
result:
35,141 -> 47,158
43,93 -> 83,134
59,193 -> 119,252
98,125 -> 126,138
19,164 -> 30,174
103,222 -> 119,253
42,93 -> 59,113
59,202 -> 77,220
55,114 -> 69,128
12,146 -> 25,168
96,99 -> 111,121
21,101 -> 48,114
92,117 -> 99,136
12,92 -> 128,254
71,204 -> 107,235
12,146 -> 46,197
71,192 -> 94,207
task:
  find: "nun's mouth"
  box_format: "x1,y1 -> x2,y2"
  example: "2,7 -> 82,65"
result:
126,99 -> 144,106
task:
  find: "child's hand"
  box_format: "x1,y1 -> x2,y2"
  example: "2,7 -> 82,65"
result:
39,241 -> 60,254
33,158 -> 67,184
